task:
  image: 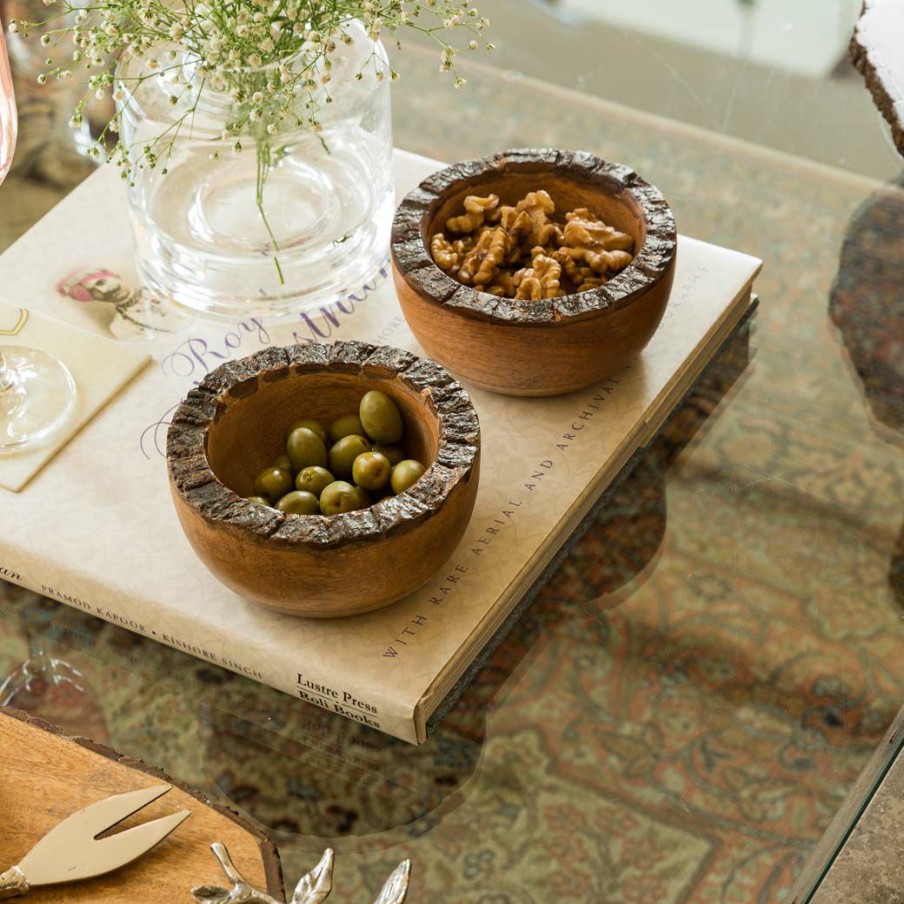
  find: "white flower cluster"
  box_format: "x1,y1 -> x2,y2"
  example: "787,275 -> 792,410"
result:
12,0 -> 491,196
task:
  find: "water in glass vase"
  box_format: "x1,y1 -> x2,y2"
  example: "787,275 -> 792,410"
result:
117,26 -> 394,318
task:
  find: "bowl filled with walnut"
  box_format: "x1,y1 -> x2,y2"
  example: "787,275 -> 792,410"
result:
391,149 -> 677,396
166,341 -> 480,618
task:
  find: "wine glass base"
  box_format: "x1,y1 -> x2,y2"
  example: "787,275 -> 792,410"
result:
0,347 -> 76,454
0,657 -> 110,742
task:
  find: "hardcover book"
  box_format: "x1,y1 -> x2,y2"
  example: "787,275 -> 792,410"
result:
0,151 -> 762,743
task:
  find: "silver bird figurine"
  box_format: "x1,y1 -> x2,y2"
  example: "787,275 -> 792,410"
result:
192,842 -> 409,904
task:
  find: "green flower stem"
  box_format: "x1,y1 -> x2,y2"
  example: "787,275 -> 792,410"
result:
255,137 -> 285,285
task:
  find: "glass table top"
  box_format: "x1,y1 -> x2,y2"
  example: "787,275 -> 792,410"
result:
1,2 -> 902,901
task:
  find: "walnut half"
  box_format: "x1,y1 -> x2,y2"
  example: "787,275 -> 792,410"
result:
430,188 -> 636,300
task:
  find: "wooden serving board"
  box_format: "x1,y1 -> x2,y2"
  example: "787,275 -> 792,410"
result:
0,707 -> 283,903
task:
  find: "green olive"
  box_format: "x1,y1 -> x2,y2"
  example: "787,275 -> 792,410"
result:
286,426 -> 328,473
371,444 -> 405,466
295,465 -> 334,497
289,418 -> 329,447
328,434 -> 371,478
390,459 -> 426,495
349,485 -> 371,510
273,454 -> 292,472
320,480 -> 367,516
359,390 -> 404,444
253,466 -> 294,502
352,451 -> 391,491
275,490 -> 320,515
329,413 -> 365,443
246,495 -> 271,506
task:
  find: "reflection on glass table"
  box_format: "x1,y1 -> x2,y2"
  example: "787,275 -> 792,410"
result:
0,602 -> 109,743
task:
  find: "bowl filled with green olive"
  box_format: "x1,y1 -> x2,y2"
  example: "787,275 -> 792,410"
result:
166,340 -> 480,617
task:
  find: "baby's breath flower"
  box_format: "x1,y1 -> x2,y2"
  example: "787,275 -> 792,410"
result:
15,0 -> 491,259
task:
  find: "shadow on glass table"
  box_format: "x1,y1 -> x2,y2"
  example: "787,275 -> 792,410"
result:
828,172 -> 904,609
785,168 -> 904,904
0,315 -> 755,855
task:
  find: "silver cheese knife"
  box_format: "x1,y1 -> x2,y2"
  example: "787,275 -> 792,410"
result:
0,784 -> 190,898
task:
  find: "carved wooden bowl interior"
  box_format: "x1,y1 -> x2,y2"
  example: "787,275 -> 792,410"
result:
391,149 -> 678,397
166,342 -> 480,618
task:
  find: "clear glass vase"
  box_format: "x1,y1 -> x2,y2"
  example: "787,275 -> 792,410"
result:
116,23 -> 394,319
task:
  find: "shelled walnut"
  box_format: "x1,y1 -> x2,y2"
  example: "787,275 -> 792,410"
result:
431,190 -> 635,299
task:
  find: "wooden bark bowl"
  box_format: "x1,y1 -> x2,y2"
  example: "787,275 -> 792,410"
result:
166,341 -> 480,618
391,149 -> 678,396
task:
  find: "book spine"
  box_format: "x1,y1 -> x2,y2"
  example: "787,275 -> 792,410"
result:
0,552 -> 419,744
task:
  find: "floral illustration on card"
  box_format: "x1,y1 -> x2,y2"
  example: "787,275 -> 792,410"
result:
56,267 -> 189,340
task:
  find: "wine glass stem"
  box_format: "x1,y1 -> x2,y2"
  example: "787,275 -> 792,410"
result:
0,349 -> 17,394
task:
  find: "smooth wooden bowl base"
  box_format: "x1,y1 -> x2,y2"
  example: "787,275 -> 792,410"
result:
394,259 -> 675,396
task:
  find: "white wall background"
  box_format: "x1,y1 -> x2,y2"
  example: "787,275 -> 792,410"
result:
554,0 -> 863,77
